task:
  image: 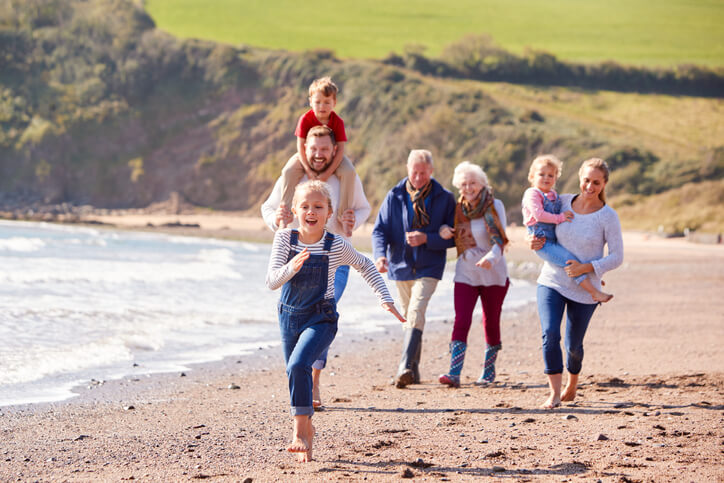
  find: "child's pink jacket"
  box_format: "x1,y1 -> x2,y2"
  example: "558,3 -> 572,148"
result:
522,187 -> 568,226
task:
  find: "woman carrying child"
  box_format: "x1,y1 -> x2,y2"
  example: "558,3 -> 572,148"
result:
266,180 -> 405,462
523,155 -> 613,303
527,158 -> 624,409
438,161 -> 510,387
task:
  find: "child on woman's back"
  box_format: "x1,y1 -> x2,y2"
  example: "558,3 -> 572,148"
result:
522,155 -> 613,303
280,76 -> 356,236
266,180 -> 405,463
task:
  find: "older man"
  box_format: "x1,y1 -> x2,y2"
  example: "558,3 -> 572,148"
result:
372,149 -> 455,388
261,125 -> 371,405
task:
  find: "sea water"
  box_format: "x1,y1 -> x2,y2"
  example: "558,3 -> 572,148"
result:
0,220 -> 536,407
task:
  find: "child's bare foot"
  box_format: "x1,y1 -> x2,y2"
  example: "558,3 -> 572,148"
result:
312,368 -> 322,408
592,290 -> 613,303
287,434 -> 308,453
300,423 -> 315,462
541,394 -> 561,409
292,423 -> 315,463
561,384 -> 577,401
288,416 -> 314,462
581,279 -> 613,303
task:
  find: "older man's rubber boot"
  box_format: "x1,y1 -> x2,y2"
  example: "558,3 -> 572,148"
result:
395,328 -> 422,388
410,331 -> 423,384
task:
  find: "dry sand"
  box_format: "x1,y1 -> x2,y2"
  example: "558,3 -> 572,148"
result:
1,214 -> 723,482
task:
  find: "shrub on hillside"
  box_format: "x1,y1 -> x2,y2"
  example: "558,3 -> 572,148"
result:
418,35 -> 724,97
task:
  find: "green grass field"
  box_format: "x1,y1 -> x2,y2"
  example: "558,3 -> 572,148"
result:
145,0 -> 724,67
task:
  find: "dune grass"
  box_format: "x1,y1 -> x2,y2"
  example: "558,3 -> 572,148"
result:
613,179 -> 724,233
479,82 -> 724,161
145,0 -> 724,67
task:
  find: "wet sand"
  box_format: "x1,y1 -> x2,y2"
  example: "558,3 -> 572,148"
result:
1,214 -> 722,481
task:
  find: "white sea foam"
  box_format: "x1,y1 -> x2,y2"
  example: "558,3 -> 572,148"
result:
0,237 -> 45,252
0,339 -> 133,386
1,257 -> 242,284
197,248 -> 235,264
0,220 -> 537,407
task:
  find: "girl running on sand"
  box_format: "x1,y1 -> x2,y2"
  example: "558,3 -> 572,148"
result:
266,180 -> 405,462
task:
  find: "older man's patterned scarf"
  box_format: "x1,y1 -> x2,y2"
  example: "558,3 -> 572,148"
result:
454,186 -> 509,257
406,180 -> 432,229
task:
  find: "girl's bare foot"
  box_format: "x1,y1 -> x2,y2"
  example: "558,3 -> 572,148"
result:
297,423 -> 315,462
541,394 -> 561,409
288,416 -> 314,462
287,436 -> 308,453
312,368 -> 322,408
581,279 -> 613,303
592,289 -> 613,303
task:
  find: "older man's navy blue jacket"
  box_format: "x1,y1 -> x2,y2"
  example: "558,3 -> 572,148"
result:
372,178 -> 456,281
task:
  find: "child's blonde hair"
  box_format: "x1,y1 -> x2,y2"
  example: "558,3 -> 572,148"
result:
579,157 -> 610,203
528,154 -> 563,183
292,180 -> 334,212
309,76 -> 338,99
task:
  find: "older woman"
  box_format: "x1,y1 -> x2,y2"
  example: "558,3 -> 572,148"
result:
529,158 -> 624,408
438,161 -> 510,388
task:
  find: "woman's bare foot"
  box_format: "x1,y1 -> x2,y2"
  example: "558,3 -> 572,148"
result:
541,394 -> 561,409
561,384 -> 577,401
561,373 -> 578,402
542,373 -> 562,409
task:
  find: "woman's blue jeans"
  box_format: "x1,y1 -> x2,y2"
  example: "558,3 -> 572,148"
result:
279,300 -> 338,416
537,285 -> 597,375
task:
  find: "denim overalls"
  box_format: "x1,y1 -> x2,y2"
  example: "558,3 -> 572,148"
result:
278,230 -> 339,416
527,190 -> 586,284
528,188 -> 563,240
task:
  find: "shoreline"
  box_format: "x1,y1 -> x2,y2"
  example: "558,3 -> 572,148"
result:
1,214 -> 723,481
0,217 -> 538,409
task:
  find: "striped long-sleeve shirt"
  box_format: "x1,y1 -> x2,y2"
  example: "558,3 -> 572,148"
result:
266,229 -> 394,305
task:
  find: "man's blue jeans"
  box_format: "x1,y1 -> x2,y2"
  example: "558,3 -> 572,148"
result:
537,285 -> 597,375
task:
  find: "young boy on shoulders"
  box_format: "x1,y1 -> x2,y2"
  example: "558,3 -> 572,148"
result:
280,76 -> 357,236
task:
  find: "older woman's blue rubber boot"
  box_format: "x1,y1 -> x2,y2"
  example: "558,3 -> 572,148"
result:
475,343 -> 501,385
439,340 -> 466,388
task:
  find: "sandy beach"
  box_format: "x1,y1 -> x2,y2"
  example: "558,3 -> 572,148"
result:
1,213 -> 723,482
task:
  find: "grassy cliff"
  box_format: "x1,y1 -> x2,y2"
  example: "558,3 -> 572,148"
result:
1,0 -> 722,233
145,0 -> 724,67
